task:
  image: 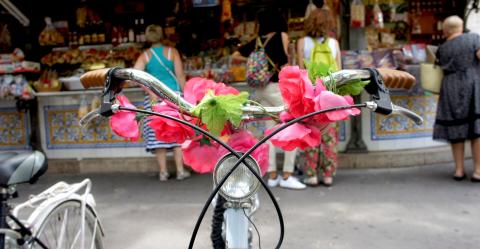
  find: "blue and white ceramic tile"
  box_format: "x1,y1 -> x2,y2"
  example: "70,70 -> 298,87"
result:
45,104 -> 143,149
371,94 -> 438,140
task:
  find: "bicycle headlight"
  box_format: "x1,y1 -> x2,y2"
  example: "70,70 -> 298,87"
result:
213,153 -> 261,202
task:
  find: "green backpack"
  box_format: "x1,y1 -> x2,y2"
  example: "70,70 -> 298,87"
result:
309,38 -> 338,72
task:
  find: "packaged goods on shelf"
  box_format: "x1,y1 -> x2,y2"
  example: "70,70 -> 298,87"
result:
0,74 -> 35,99
0,61 -> 41,74
341,49 -> 397,70
40,44 -> 141,75
184,55 -> 245,83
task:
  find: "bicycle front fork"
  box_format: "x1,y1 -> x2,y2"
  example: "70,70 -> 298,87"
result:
224,208 -> 250,249
211,196 -> 252,249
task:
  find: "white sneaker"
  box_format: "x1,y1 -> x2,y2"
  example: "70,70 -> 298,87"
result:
280,176 -> 306,190
267,176 -> 281,188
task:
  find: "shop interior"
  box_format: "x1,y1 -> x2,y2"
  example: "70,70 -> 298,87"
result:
0,0 -> 474,94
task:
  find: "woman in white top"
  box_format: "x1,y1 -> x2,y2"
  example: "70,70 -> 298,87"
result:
297,8 -> 341,70
296,8 -> 341,187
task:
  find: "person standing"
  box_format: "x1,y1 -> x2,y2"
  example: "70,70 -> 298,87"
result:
296,8 -> 341,187
433,16 -> 480,182
233,8 -> 306,189
134,24 -> 190,181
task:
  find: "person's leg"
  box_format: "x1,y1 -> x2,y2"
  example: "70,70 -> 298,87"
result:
320,125 -> 338,186
267,140 -> 278,180
173,147 -> 190,180
155,148 -> 169,181
279,149 -> 306,189
470,138 -> 480,179
282,149 -> 297,179
451,142 -> 465,178
256,85 -> 280,182
303,147 -> 319,186
173,147 -> 184,172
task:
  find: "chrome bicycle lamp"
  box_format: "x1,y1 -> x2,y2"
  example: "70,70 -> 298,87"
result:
213,153 -> 261,203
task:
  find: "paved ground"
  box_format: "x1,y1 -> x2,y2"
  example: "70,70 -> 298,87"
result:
15,160 -> 480,249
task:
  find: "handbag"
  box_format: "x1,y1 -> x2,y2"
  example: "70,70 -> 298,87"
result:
420,63 -> 443,94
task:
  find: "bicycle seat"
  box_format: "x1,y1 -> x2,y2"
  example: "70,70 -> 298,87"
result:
0,151 -> 48,187
0,152 -> 18,162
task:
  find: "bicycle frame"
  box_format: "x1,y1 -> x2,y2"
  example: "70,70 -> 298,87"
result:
5,179 -> 103,249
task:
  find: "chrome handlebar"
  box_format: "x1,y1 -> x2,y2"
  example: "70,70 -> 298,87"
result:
79,68 -> 424,126
108,69 -> 376,116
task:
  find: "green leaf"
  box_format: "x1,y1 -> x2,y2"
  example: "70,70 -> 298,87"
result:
192,90 -> 249,136
336,80 -> 370,96
305,60 -> 332,83
305,61 -> 369,96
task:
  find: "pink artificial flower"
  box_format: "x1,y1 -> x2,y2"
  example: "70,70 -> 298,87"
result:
315,78 -> 327,92
110,95 -> 140,141
217,131 -> 269,175
278,66 -> 315,118
313,91 -> 361,123
266,123 -> 321,151
182,139 -> 220,174
279,111 -> 295,122
184,77 -> 239,104
184,77 -> 217,104
148,103 -> 195,143
212,82 -> 240,96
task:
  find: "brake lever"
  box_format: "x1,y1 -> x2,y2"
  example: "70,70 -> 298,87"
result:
79,108 -> 101,127
364,68 -> 393,115
392,104 -> 424,125
99,68 -> 123,118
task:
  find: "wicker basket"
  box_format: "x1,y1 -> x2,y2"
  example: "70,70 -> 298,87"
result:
34,81 -> 62,92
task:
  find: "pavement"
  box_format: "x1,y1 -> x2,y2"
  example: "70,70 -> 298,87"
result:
15,160 -> 480,249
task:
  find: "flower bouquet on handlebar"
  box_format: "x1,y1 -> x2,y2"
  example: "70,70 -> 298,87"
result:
79,64 -> 422,249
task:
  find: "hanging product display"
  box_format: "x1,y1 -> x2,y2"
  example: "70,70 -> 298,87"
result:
221,0 -> 232,22
38,17 -> 65,46
304,0 -> 317,19
350,0 -> 365,28
372,0 -> 384,29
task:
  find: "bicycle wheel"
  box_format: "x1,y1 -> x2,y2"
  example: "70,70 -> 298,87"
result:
29,200 -> 103,249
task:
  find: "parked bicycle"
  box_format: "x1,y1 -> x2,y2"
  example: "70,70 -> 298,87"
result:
77,66 -> 422,249
0,151 -> 103,249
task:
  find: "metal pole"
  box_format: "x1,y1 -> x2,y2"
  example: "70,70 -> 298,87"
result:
341,0 -> 368,152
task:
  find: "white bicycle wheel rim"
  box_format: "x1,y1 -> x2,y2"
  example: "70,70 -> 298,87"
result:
29,200 -> 103,249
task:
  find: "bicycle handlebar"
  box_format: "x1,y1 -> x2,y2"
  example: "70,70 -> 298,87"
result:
80,67 -> 417,117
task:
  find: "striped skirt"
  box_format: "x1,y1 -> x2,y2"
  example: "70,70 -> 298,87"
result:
143,94 -> 180,153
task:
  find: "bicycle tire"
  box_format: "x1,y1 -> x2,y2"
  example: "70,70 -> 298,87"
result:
29,200 -> 103,249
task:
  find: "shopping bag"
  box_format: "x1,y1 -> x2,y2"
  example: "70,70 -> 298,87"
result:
420,63 -> 443,94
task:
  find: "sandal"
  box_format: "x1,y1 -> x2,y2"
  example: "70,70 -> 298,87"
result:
176,170 -> 191,181
471,174 -> 480,183
303,176 -> 319,186
322,176 -> 333,187
159,171 -> 170,181
453,173 -> 467,181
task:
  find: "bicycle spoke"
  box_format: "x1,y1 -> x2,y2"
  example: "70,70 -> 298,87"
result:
90,218 -> 98,249
55,207 -> 69,249
32,201 -> 103,249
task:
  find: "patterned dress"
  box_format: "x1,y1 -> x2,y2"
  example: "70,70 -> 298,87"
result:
433,33 -> 480,143
143,46 -> 181,152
